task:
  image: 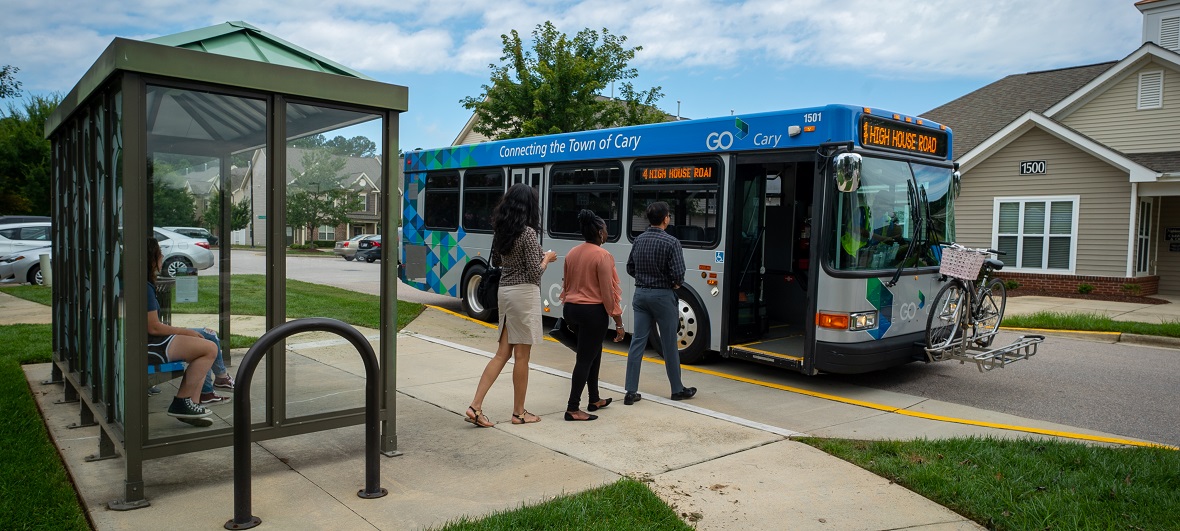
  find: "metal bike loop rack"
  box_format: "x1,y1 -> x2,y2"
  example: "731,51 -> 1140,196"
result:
926,334 -> 1046,372
226,317 -> 387,530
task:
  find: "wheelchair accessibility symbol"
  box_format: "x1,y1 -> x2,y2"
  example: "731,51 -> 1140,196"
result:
715,251 -> 724,263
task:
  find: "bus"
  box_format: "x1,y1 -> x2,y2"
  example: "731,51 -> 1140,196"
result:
400,104 -> 959,375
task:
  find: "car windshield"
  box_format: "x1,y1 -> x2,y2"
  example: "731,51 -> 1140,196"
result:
827,156 -> 955,271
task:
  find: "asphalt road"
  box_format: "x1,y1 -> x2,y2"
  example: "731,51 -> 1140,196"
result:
206,250 -> 1180,447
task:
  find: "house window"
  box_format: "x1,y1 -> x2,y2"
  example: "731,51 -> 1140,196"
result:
993,196 -> 1077,273
318,225 -> 335,241
359,193 -> 369,212
1138,70 -> 1163,110
1138,199 -> 1152,273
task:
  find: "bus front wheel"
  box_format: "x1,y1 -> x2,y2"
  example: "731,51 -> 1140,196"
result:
460,263 -> 498,323
649,288 -> 711,365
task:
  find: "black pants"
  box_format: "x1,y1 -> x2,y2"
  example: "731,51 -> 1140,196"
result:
563,302 -> 607,411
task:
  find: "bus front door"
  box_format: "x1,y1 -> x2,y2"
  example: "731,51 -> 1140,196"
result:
726,160 -> 810,372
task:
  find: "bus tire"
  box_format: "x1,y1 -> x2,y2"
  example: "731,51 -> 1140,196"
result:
460,263 -> 498,323
649,287 -> 711,365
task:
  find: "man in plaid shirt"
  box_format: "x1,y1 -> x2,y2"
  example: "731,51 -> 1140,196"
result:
622,201 -> 696,405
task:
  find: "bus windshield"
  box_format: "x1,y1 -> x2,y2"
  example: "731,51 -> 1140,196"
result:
827,156 -> 955,272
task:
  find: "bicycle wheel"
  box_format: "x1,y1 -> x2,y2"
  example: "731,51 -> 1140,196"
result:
926,280 -> 968,353
972,278 -> 1007,347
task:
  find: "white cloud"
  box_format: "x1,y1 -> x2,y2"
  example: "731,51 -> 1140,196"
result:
0,0 -> 1146,94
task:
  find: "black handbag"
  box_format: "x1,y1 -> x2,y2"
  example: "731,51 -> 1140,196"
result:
548,317 -> 579,352
477,235 -> 502,309
477,266 -> 501,309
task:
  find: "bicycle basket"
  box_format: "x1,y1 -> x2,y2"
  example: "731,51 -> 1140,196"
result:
939,246 -> 988,280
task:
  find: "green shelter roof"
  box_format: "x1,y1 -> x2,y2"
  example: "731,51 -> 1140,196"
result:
145,21 -> 372,80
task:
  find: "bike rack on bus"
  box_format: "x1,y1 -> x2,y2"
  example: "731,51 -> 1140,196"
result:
226,318 -> 387,530
925,334 -> 1045,372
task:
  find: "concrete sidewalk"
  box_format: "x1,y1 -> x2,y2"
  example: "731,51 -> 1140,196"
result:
7,289 -> 1170,530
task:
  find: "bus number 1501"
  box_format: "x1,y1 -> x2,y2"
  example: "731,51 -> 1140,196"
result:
804,112 -> 822,123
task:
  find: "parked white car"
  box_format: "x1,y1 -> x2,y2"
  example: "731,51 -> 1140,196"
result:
333,234 -> 378,261
0,222 -> 51,256
155,227 -> 215,277
0,245 -> 50,285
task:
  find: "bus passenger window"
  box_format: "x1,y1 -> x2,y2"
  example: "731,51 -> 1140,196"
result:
462,170 -> 504,232
423,172 -> 460,230
548,163 -> 623,240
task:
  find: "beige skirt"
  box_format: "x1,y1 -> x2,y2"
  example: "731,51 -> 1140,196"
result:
497,284 -> 543,345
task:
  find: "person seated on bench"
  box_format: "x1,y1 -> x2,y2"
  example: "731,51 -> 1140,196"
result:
147,237 -> 218,427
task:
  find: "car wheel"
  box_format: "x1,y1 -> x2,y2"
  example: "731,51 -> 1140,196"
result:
344,255 -> 354,261
28,264 -> 43,286
163,257 -> 192,277
460,263 -> 497,323
366,255 -> 376,263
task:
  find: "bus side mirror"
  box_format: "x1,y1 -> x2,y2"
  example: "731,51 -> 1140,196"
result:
952,170 -> 962,198
833,153 -> 861,193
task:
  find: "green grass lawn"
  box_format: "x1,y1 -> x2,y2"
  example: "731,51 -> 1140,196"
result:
800,437 -> 1180,531
1003,310 -> 1180,337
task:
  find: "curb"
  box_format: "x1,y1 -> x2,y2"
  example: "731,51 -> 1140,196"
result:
1119,333 -> 1180,350
1003,327 -> 1180,350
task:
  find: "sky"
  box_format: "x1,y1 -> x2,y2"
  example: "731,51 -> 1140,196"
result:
0,0 -> 1146,152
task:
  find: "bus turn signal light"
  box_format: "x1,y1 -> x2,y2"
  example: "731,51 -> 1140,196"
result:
816,312 -> 849,330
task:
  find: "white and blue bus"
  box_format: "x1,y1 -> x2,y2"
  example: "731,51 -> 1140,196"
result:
401,104 -> 959,374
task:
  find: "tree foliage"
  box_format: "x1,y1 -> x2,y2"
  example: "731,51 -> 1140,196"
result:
290,134 -> 377,158
461,21 -> 665,140
0,65 -> 21,100
0,94 -> 59,215
152,179 -> 198,227
286,150 -> 360,243
203,192 -> 252,233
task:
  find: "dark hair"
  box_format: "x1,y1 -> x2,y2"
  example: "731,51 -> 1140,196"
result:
577,209 -> 606,244
492,183 -> 541,256
646,201 -> 670,226
147,237 -> 162,284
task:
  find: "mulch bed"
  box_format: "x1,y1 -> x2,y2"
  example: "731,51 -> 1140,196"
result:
1006,289 -> 1170,305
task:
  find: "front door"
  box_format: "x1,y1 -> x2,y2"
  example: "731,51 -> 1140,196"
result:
728,164 -> 767,342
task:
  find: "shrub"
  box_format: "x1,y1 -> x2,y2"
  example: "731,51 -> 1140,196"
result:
1077,283 -> 1094,294
1122,283 -> 1142,296
1004,279 -> 1020,291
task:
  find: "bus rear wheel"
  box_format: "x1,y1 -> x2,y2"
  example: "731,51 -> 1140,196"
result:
649,288 -> 711,364
460,263 -> 497,323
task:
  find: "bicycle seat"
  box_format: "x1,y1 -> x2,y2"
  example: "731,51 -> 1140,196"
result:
985,258 -> 1004,271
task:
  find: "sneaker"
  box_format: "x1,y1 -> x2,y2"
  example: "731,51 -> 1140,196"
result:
147,386 -> 162,396
624,392 -> 643,405
214,375 -> 235,390
177,416 -> 213,428
670,387 -> 697,401
167,397 -> 212,419
200,392 -> 231,405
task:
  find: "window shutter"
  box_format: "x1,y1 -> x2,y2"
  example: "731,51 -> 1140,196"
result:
1162,17 -> 1180,51
1139,71 -> 1164,110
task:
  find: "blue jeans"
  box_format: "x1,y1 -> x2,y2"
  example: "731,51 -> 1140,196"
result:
194,328 -> 227,394
624,288 -> 685,394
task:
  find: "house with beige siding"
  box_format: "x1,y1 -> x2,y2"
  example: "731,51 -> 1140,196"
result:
923,0 -> 1180,296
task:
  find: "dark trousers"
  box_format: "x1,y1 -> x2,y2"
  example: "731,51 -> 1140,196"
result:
563,302 -> 607,411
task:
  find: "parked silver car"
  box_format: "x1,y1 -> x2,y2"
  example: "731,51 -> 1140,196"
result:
155,227 -> 215,277
0,221 -> 51,256
333,234 -> 378,261
0,245 -> 50,285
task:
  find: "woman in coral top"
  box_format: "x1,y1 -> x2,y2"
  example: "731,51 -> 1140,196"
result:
559,210 -> 625,421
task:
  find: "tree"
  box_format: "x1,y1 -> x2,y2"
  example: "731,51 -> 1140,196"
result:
290,134 -> 376,158
461,21 -> 665,140
0,65 -> 20,100
286,150 -> 360,245
152,179 -> 198,226
0,94 -> 59,215
202,192 -> 251,233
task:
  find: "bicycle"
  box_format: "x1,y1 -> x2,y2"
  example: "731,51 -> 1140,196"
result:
925,243 -> 1008,359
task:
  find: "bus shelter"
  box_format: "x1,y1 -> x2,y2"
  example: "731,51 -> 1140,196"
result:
43,22 -> 406,508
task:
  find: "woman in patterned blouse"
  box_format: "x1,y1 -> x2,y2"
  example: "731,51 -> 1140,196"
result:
465,183 -> 557,427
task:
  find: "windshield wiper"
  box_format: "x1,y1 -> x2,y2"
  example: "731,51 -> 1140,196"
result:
886,179 -> 924,287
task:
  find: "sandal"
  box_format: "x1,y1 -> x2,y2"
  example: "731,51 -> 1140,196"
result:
464,406 -> 494,428
511,410 -> 541,424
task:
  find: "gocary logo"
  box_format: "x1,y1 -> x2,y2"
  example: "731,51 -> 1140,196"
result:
705,117 -> 750,151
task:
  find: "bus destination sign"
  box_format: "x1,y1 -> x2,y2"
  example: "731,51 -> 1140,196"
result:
860,116 -> 948,158
638,164 -> 717,182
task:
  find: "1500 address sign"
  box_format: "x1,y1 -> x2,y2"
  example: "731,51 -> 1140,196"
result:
1020,160 -> 1047,174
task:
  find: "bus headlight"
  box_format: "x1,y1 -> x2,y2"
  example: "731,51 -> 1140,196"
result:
849,311 -> 878,331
